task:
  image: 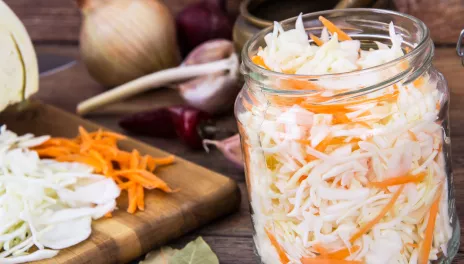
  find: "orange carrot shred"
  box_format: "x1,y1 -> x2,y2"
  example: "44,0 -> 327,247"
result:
252,55 -> 269,69
130,150 -> 140,169
139,156 -> 148,170
369,172 -> 426,188
413,77 -> 425,88
327,245 -> 360,260
313,244 -> 329,256
406,243 -> 419,248
33,127 -> 175,214
418,188 -> 442,264
137,184 -> 145,211
127,184 -> 138,214
148,155 -> 175,166
350,185 -> 405,243
265,229 -> 289,264
319,16 -> 352,41
310,33 -> 324,46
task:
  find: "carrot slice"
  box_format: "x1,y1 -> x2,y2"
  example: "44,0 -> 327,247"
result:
36,147 -> 71,158
310,33 -> 324,46
406,243 -> 419,248
252,55 -> 269,69
148,155 -> 175,166
418,188 -> 442,264
313,244 -> 329,256
327,245 -> 360,260
368,172 -> 427,188
136,184 -> 145,211
350,185 -> 405,243
130,150 -> 140,169
319,16 -> 352,41
127,184 -> 138,214
265,229 -> 289,264
139,155 -> 148,170
413,77 -> 425,88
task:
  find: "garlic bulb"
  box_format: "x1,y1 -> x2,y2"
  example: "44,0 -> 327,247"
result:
0,0 -> 39,112
78,0 -> 181,87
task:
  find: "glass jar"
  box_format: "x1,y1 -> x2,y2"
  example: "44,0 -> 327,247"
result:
235,9 -> 460,264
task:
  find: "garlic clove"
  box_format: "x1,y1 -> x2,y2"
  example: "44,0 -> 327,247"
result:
203,134 -> 243,168
182,39 -> 235,66
178,39 -> 241,114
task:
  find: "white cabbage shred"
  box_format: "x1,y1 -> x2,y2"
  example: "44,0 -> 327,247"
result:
0,126 -> 120,263
241,14 -> 452,264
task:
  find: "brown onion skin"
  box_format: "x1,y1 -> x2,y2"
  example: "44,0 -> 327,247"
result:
79,0 -> 180,87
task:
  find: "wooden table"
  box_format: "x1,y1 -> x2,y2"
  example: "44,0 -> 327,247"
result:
34,45 -> 464,263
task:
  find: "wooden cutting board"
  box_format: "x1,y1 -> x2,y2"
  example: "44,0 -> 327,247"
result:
0,101 -> 241,264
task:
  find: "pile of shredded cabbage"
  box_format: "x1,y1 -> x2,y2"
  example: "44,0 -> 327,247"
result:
239,15 -> 452,264
0,126 -> 120,263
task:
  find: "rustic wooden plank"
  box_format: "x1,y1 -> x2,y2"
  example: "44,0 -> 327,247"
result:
5,0 -> 241,42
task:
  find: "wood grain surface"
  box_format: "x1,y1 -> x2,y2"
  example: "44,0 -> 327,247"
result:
0,102 -> 240,264
393,0 -> 464,45
29,45 -> 464,263
4,0 -> 241,42
5,0 -> 463,44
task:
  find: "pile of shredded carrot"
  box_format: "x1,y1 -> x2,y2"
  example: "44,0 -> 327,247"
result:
33,126 -> 175,214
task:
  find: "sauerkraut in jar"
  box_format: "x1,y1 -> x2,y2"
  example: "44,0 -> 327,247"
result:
235,9 -> 460,264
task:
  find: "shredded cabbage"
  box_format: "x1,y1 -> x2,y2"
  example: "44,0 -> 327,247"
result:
241,14 -> 452,264
0,126 -> 120,263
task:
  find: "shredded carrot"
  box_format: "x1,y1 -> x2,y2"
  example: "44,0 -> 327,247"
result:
313,244 -> 329,257
265,229 -> 290,264
252,55 -> 269,69
310,33 -> 324,46
350,185 -> 405,243
327,245 -> 360,260
413,77 -> 425,88
318,16 -> 352,41
333,113 -> 350,124
137,184 -> 145,211
368,172 -> 426,188
418,188 -> 442,264
127,184 -> 138,214
406,243 -> 419,248
408,130 -> 418,141
34,126 -> 176,214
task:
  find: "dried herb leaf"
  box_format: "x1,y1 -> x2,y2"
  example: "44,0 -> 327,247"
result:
169,237 -> 219,264
140,247 -> 178,264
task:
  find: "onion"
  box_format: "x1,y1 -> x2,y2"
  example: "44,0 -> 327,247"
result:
176,0 -> 232,56
77,0 -> 181,87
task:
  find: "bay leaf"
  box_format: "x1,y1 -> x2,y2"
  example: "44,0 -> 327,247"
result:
169,237 -> 219,264
140,247 -> 178,264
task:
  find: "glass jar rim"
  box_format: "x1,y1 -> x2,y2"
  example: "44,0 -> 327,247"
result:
241,8 -> 430,82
